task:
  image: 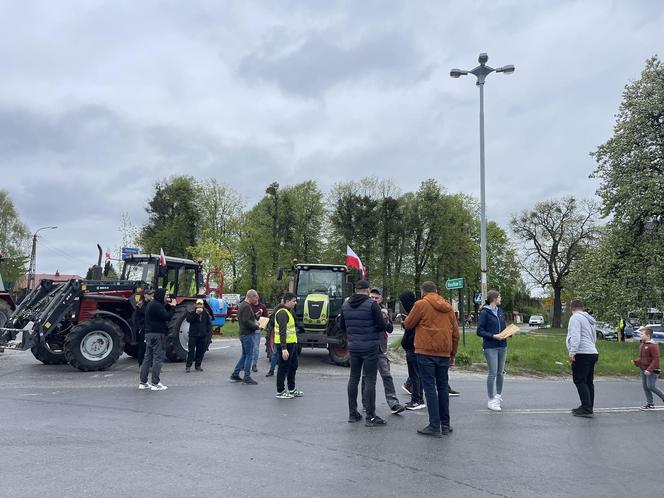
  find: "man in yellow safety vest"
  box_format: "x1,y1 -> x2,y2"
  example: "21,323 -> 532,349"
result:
275,292 -> 301,399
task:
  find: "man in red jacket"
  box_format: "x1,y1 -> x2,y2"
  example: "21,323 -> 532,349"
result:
404,281 -> 459,437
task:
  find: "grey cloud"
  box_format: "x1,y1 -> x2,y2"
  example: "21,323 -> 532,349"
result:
237,29 -> 431,97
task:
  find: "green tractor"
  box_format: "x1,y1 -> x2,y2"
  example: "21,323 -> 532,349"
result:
276,262 -> 354,366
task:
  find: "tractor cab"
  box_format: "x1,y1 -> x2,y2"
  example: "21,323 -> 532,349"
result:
121,254 -> 204,300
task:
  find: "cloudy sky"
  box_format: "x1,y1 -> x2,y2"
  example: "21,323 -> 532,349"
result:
1,0 -> 662,276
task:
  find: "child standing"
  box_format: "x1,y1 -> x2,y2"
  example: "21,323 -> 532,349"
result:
632,327 -> 664,410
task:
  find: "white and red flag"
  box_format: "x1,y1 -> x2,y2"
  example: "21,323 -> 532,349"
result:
159,248 -> 167,267
105,248 -> 111,261
346,245 -> 367,279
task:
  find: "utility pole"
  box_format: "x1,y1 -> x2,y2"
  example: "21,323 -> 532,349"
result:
450,53 -> 515,302
27,226 -> 57,289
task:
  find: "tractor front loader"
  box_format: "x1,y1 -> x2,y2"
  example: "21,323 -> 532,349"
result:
1,251 -> 211,372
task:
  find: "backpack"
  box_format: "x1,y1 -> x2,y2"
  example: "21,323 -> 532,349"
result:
264,310 -> 277,337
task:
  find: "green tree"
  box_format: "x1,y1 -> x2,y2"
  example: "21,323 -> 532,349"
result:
138,176 -> 200,257
578,55 -> 664,318
510,197 -> 600,328
282,181 -> 325,262
189,180 -> 244,291
0,190 -> 30,289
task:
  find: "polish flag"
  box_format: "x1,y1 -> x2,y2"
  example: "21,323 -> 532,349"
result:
346,245 -> 367,279
159,248 -> 167,267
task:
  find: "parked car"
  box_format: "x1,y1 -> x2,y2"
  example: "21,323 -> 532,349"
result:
596,322 -> 617,340
529,315 -> 545,327
634,325 -> 664,342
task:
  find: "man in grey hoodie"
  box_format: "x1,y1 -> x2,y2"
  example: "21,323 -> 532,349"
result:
566,299 -> 599,418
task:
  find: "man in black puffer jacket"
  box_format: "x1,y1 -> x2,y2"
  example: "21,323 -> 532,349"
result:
139,288 -> 175,391
340,280 -> 391,427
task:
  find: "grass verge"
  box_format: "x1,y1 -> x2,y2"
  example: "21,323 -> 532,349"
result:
391,328 -> 641,377
214,321 -> 239,337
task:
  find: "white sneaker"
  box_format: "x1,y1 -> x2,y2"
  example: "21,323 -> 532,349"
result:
495,394 -> 503,406
488,398 -> 502,411
138,383 -> 151,390
150,382 -> 168,391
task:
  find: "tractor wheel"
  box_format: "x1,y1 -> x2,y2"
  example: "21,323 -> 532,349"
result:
328,332 -> 350,367
0,300 -> 11,328
64,318 -> 124,371
165,306 -> 191,362
31,336 -> 68,365
123,343 -> 140,358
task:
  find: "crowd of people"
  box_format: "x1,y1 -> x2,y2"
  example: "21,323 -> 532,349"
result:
134,278 -> 664,436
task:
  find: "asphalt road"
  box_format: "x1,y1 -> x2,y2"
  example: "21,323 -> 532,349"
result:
1,338 -> 663,498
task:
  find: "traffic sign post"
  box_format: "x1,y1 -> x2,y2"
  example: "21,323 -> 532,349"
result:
445,278 -> 466,347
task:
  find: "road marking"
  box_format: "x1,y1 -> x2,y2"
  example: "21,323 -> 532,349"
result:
22,393 -> 41,396
480,406 -> 664,414
209,345 -> 230,350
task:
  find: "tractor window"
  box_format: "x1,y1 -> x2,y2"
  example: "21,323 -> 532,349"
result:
296,269 -> 344,299
178,267 -> 199,297
160,268 -> 178,295
123,261 -> 156,285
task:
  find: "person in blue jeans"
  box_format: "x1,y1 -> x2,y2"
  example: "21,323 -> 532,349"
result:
476,290 -> 507,412
230,290 -> 261,385
403,281 -> 460,437
251,296 -> 268,373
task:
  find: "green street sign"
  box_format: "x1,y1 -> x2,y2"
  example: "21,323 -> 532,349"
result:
445,277 -> 465,290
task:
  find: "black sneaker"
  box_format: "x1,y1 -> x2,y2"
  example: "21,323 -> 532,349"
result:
441,425 -> 453,435
572,410 -> 593,418
195,366 -> 203,372
401,383 -> 413,395
230,374 -> 242,382
640,404 -> 655,410
252,366 -> 258,373
348,411 -> 363,423
448,388 -> 460,397
265,370 -> 274,377
365,416 -> 386,427
417,425 -> 442,438
391,404 -> 406,415
243,377 -> 258,385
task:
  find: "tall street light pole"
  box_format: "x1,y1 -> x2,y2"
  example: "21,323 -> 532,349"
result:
28,226 -> 58,290
450,53 -> 515,303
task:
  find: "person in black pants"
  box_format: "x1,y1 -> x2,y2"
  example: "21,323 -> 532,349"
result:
186,299 -> 212,372
566,299 -> 599,417
341,280 -> 391,427
399,291 -> 425,410
274,293 -> 301,398
134,288 -> 154,367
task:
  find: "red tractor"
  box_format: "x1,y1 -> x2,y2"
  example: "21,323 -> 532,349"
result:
0,252 -> 209,371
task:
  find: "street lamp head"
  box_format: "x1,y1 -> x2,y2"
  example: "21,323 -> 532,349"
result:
496,64 -> 515,74
450,68 -> 468,78
478,53 -> 488,65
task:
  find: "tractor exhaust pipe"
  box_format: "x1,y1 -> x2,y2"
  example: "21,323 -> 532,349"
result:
91,244 -> 103,280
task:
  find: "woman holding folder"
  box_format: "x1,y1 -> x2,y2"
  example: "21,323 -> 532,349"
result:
476,290 -> 508,412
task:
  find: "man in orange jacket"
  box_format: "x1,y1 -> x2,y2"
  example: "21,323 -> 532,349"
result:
403,281 -> 459,437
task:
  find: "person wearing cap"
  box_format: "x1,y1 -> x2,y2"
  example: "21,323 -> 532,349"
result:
364,287 -> 405,414
340,279 -> 392,427
185,298 -> 212,372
